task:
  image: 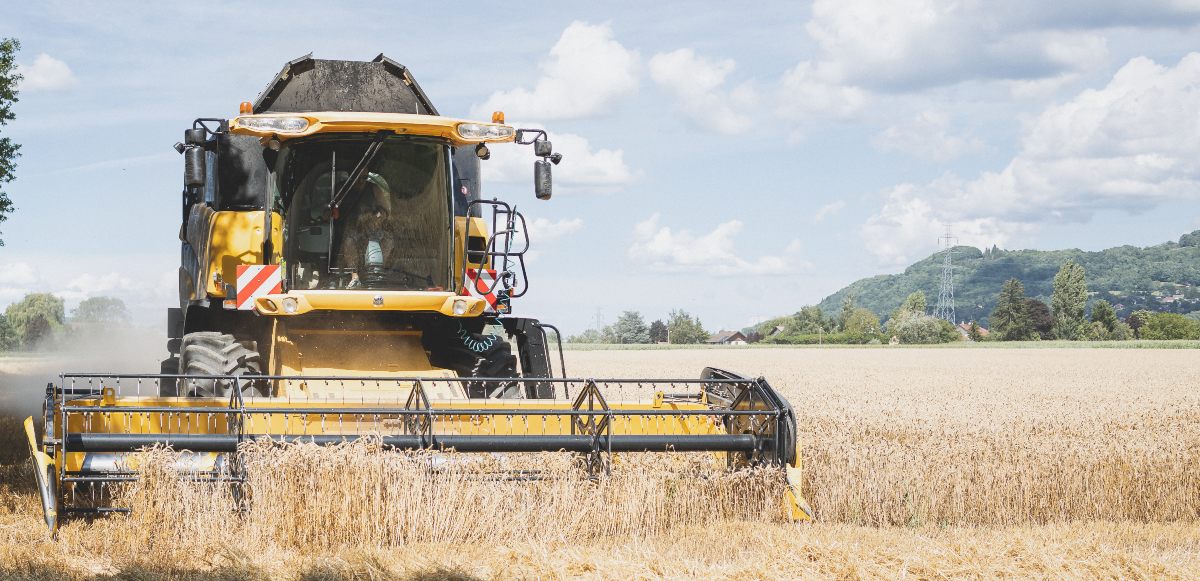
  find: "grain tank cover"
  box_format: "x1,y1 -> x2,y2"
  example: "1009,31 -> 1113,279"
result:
252,54 -> 439,116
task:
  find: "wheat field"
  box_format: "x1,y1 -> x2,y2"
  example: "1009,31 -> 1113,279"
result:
1,347 -> 1198,579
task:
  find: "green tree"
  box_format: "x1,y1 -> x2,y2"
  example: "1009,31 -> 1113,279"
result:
611,310 -> 649,343
886,291 -> 928,336
967,320 -> 983,342
5,292 -> 64,349
0,313 -> 17,350
1126,310 -> 1151,339
567,328 -> 603,343
1090,299 -> 1118,333
789,305 -> 831,335
600,326 -> 618,343
1025,298 -> 1053,339
936,318 -> 961,342
1111,321 -> 1134,341
0,38 -> 20,244
667,309 -> 708,344
71,296 -> 131,325
1140,312 -> 1200,340
842,308 -> 880,342
838,294 -> 857,331
648,319 -> 667,343
893,315 -> 958,344
990,278 -> 1034,341
1051,260 -> 1088,340
898,291 -> 926,317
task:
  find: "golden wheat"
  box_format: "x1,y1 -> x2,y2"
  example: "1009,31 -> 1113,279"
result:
96,442 -> 785,554
1,347 -> 1198,579
571,348 -> 1200,526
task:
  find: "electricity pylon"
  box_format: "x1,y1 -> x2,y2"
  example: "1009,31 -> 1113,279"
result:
934,224 -> 957,324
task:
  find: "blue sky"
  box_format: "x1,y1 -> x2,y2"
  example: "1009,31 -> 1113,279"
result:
3,1 -> 1200,334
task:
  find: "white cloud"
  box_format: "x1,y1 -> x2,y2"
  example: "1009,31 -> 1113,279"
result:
59,272 -> 144,305
2,262 -> 37,286
813,200 -> 846,222
17,53 -> 77,91
527,217 -> 583,242
0,260 -> 174,319
987,53 -> 1200,218
772,0 -> 1196,136
0,262 -> 40,307
872,111 -> 985,161
1008,73 -> 1081,99
775,61 -> 867,131
629,214 -> 791,276
859,52 -> 1200,264
648,49 -> 756,135
471,21 -> 638,121
802,0 -> 1117,91
481,128 -> 631,191
860,183 -> 1031,265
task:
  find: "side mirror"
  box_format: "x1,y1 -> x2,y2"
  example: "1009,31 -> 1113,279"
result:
534,160 -> 552,200
184,147 -> 206,187
516,128 -> 562,201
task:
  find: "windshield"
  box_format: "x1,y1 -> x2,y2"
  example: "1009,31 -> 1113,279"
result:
273,135 -> 452,291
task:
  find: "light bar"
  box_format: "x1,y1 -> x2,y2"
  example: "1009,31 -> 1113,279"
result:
236,116 -> 310,134
456,122 -> 515,141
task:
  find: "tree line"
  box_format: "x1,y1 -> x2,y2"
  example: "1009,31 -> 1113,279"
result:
757,291 -> 959,345
982,260 -> 1200,341
818,231 -> 1200,327
567,309 -> 713,344
0,293 -> 130,351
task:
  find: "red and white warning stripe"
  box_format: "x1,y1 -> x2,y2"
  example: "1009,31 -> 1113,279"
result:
236,265 -> 282,310
464,269 -> 499,313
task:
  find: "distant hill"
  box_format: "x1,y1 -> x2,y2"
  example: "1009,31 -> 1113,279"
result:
811,231 -> 1200,327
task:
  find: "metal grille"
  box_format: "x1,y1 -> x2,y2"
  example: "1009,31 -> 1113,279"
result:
43,369 -> 798,517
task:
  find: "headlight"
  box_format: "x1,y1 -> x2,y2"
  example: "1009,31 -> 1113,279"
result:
453,299 -> 468,316
457,123 -> 515,141
282,297 -> 299,314
237,116 -> 310,134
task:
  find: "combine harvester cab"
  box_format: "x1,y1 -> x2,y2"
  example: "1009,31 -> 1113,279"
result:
26,55 -> 812,532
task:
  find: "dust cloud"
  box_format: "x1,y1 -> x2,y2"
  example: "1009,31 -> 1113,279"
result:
0,325 -> 166,417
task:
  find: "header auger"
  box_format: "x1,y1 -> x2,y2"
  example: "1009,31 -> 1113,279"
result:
25,55 -> 811,533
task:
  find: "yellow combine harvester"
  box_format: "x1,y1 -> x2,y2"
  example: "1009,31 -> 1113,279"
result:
25,55 -> 810,531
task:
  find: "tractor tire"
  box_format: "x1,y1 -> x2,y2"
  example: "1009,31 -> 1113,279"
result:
177,331 -> 266,397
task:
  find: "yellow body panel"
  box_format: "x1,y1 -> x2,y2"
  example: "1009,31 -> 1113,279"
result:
229,112 -> 516,146
269,327 -> 459,398
253,290 -> 485,317
205,211 -> 283,297
453,216 -> 491,289
24,417 -> 57,531
56,397 -> 724,474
